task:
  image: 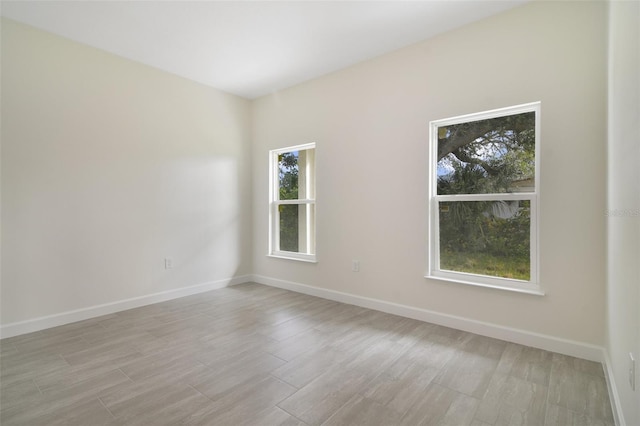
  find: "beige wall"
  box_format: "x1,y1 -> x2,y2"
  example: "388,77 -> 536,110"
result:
4,1 -> 636,418
252,1 -> 608,345
1,1 -> 612,348
1,19 -> 252,325
607,1 -> 640,424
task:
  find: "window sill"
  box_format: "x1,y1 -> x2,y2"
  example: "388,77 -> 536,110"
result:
268,253 -> 317,263
425,274 -> 545,296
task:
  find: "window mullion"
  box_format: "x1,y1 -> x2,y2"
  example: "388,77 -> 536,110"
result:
276,199 -> 315,205
436,193 -> 534,202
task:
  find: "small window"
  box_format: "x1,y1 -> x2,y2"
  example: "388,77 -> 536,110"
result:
427,103 -> 541,294
269,144 -> 316,262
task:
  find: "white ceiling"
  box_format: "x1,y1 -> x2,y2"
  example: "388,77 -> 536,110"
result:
1,1 -> 529,99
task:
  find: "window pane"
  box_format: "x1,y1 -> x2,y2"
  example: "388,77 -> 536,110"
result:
279,204 -> 299,252
278,151 -> 299,200
437,112 -> 535,195
278,203 -> 315,254
439,200 -> 530,280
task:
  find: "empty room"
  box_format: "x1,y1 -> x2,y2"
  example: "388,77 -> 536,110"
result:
1,0 -> 638,425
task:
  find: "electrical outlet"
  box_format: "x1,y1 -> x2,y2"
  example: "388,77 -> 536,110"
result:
630,353 -> 636,391
165,258 -> 173,269
352,260 -> 360,272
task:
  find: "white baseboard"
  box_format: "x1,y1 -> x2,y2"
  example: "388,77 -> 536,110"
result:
251,274 -> 605,363
0,275 -> 251,339
602,350 -> 627,426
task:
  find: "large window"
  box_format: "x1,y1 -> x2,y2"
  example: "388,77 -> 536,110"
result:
269,143 -> 316,262
427,103 -> 541,294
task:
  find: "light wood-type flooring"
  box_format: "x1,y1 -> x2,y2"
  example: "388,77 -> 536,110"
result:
1,282 -> 614,425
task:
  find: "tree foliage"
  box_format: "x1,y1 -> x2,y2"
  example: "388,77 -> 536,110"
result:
279,152 -> 299,200
278,152 -> 299,252
437,112 -> 535,194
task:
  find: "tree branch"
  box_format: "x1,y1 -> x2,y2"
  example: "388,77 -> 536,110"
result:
437,113 -> 534,161
451,149 -> 500,176
437,121 -> 496,160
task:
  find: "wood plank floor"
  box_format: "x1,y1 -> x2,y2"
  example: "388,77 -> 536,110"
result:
0,283 -> 614,425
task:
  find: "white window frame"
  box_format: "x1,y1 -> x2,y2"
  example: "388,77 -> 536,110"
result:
427,102 -> 542,295
269,143 -> 316,263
